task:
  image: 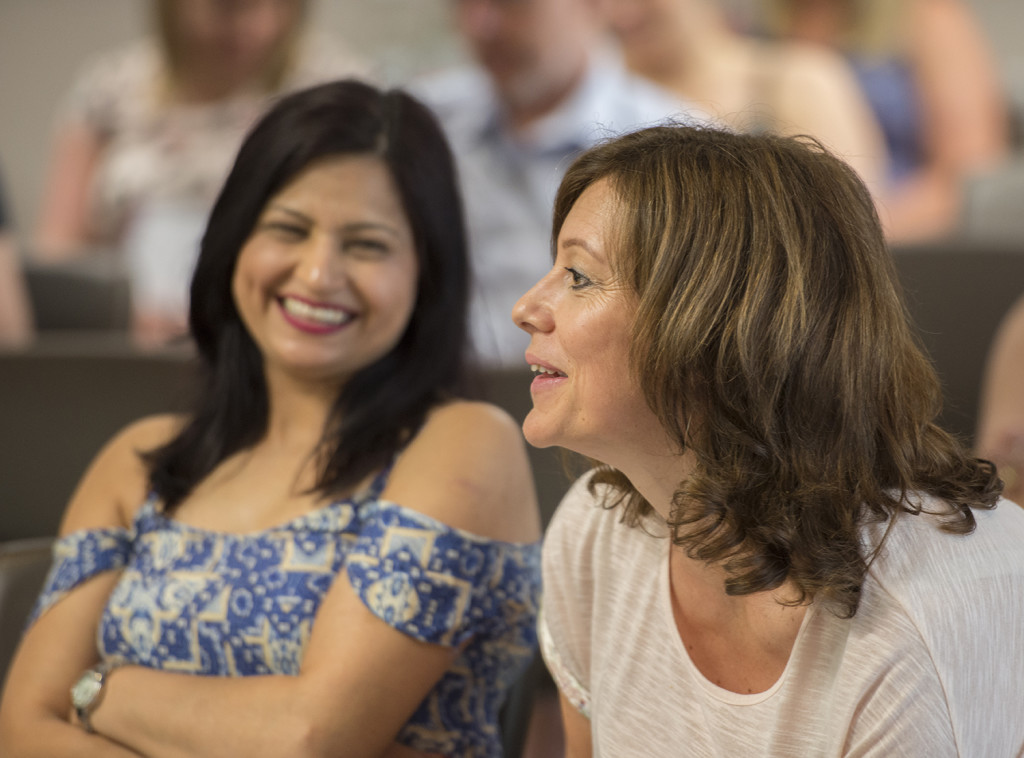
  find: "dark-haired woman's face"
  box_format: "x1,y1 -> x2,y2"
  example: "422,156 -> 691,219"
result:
232,154 -> 418,389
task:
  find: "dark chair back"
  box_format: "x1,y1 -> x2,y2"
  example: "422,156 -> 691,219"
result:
475,366 -> 576,530
0,340 -> 195,541
0,537 -> 53,688
23,257 -> 132,332
891,240 -> 1024,445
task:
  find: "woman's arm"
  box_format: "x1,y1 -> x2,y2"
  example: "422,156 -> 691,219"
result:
33,121 -> 105,261
0,234 -> 33,345
0,415 -> 178,757
910,0 -> 1009,176
884,0 -> 1010,242
560,692 -> 593,758
976,295 -> 1024,504
78,401 -> 541,758
776,44 -> 888,196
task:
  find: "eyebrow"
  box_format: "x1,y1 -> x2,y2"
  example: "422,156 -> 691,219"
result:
560,236 -> 607,263
267,205 -> 403,237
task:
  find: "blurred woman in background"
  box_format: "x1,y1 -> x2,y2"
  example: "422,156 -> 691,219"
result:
759,0 -> 1011,243
34,0 -> 369,344
603,0 -> 887,191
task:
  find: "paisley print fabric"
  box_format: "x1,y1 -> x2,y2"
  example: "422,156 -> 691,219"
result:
30,475 -> 542,756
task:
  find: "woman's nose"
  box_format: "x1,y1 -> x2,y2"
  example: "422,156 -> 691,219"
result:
295,235 -> 345,289
512,274 -> 553,334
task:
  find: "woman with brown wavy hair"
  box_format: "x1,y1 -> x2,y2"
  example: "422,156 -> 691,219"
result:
513,123 -> 1024,756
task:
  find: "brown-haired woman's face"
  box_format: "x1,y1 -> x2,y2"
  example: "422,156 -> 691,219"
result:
512,179 -> 668,465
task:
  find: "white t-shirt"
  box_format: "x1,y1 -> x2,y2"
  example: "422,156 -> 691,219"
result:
540,473 -> 1024,756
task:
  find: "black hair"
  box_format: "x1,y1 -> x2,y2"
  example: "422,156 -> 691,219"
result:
147,79 -> 471,508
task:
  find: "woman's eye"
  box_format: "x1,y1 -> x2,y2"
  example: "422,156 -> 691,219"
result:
564,267 -> 592,290
344,239 -> 389,258
263,221 -> 306,239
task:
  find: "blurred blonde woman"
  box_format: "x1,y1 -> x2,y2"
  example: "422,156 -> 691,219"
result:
603,0 -> 887,191
34,0 -> 369,344
760,0 -> 1012,243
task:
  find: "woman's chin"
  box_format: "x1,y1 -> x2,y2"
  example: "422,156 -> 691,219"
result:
521,412 -> 560,451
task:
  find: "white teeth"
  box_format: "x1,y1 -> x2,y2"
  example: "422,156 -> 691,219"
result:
282,297 -> 352,325
530,364 -> 564,377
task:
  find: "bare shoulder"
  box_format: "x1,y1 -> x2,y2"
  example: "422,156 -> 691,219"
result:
382,400 -> 541,544
58,413 -> 186,535
774,41 -> 860,95
911,0 -> 976,37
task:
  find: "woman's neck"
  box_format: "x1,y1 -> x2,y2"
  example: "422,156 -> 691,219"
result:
261,372 -> 339,452
668,544 -> 809,694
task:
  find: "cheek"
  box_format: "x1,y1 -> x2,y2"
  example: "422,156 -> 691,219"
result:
230,265 -> 259,337
363,259 -> 419,328
231,243 -> 278,318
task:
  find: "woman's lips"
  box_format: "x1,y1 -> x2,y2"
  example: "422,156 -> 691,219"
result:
527,356 -> 567,391
278,295 -> 354,334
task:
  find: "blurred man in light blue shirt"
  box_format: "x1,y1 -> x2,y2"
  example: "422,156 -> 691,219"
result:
414,0 -> 708,365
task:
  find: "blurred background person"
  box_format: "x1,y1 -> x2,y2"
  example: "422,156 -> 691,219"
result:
413,0 -> 708,366
602,0 -> 887,193
0,165 -> 34,347
32,0 -> 370,346
976,293 -> 1024,504
757,0 -> 1012,243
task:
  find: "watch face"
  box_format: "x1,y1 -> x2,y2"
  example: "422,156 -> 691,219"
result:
71,672 -> 103,708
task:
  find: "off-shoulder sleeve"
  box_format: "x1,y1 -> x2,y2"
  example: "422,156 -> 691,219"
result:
27,527 -> 133,627
345,502 -> 541,648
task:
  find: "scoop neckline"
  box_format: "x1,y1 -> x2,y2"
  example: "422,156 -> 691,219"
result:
658,539 -> 816,706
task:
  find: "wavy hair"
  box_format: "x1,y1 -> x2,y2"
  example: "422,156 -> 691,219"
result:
146,79 -> 471,509
553,124 -> 1001,617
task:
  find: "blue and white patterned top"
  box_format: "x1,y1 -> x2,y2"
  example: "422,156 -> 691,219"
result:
30,470 -> 542,756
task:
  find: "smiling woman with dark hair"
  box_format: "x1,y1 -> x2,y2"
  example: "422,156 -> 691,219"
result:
514,123 -> 1024,756
0,80 -> 542,758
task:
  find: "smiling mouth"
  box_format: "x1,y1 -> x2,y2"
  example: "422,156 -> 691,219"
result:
530,364 -> 567,378
279,296 -> 354,327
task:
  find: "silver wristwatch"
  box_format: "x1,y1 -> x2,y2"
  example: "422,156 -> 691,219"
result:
70,660 -> 122,733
